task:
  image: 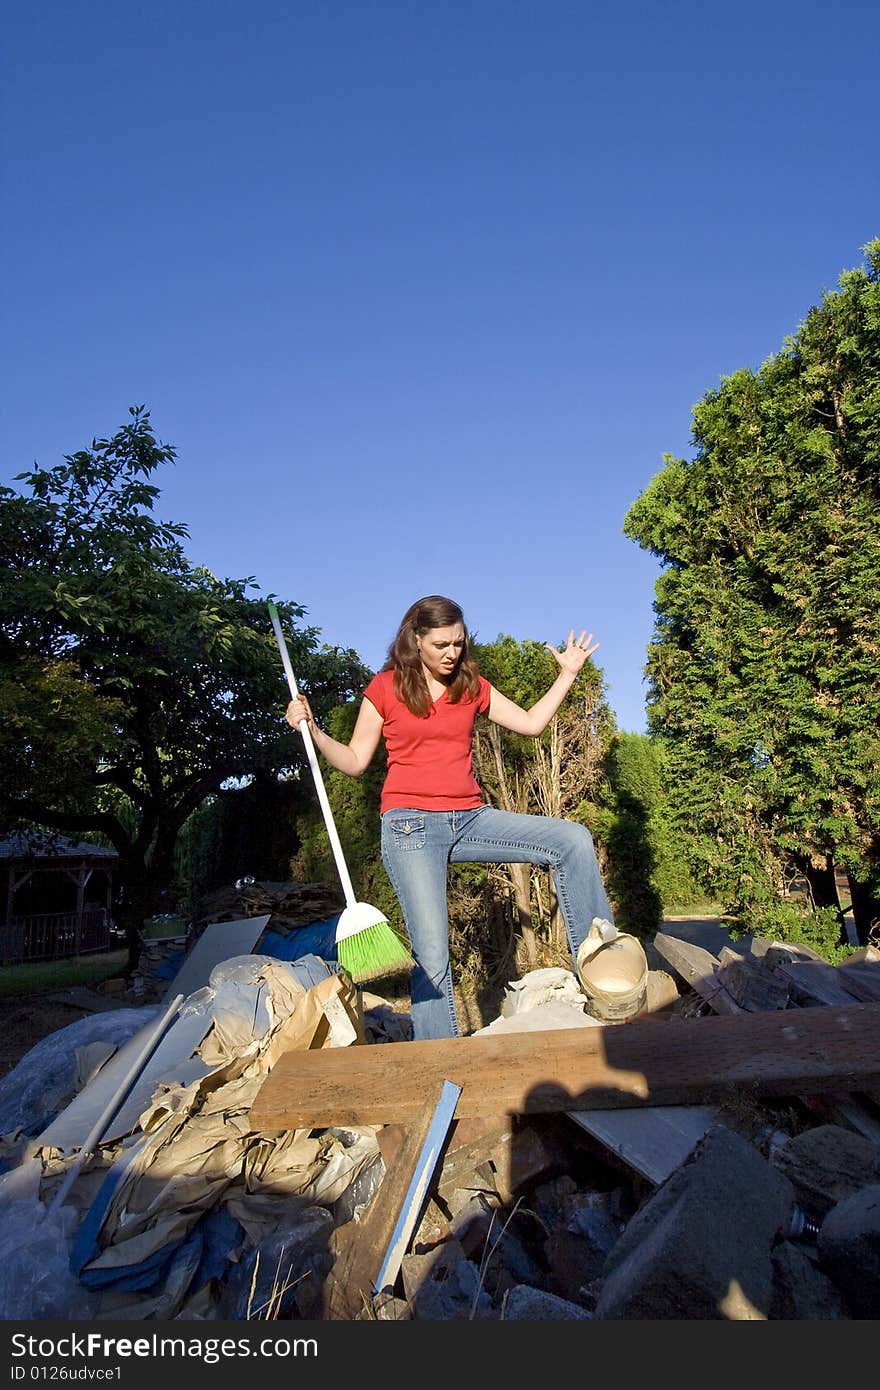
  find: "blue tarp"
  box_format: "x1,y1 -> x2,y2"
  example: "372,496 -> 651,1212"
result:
71,1134 -> 244,1294
258,915 -> 341,963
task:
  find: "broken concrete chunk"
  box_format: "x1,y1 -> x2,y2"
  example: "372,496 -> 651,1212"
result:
595,1125 -> 796,1320
400,1240 -> 493,1320
771,1124 -> 880,1219
502,1285 -> 592,1319
769,1242 -> 851,1319
373,1293 -> 414,1320
447,1194 -> 544,1288
817,1184 -> 880,1319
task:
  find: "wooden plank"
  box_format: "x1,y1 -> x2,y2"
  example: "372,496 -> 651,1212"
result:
770,958 -> 865,1009
763,940 -> 827,963
249,1000 -> 880,1130
651,933 -> 741,1015
716,947 -> 790,1011
803,1093 -> 880,1146
837,961 -> 880,1004
320,1081 -> 455,1319
435,1116 -> 514,1203
659,936 -> 880,1133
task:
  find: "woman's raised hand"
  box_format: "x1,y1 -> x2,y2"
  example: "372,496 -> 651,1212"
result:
545,629 -> 600,676
285,694 -> 314,732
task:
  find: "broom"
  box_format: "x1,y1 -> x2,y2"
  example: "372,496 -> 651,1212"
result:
268,601 -> 414,984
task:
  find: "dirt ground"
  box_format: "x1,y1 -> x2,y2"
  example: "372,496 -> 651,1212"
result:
0,994 -> 119,1081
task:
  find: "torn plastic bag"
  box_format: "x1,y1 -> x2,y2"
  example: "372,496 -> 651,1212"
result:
0,1160 -> 101,1319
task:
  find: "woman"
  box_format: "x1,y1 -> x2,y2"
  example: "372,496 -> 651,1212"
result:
285,595 -> 615,1041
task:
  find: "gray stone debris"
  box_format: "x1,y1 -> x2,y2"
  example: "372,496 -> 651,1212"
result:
816,1184 -> 880,1319
771,1123 -> 880,1219
594,1125 -> 797,1319
502,1285 -> 593,1319
769,1242 -> 851,1320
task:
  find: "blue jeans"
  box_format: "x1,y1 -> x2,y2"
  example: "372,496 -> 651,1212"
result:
380,805 -> 614,1041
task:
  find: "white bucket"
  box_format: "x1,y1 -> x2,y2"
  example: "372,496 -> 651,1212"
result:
576,919 -> 648,1023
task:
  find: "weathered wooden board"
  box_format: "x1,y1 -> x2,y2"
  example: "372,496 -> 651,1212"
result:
716,947 -> 790,1012
249,1000 -> 880,1130
651,933 -> 741,1015
837,961 -> 880,1004
771,958 -> 868,1009
320,1082 -> 452,1319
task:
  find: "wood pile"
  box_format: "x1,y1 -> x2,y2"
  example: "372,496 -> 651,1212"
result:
651,933 -> 880,1143
131,932 -> 189,1001
189,879 -> 344,940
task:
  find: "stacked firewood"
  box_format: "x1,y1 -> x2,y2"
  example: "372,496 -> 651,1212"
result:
132,932 -> 189,1001
188,879 -> 345,943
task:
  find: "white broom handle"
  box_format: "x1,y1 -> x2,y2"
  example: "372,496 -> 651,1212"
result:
269,606 -> 357,908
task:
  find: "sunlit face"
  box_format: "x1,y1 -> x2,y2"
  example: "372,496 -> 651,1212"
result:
416,623 -> 466,680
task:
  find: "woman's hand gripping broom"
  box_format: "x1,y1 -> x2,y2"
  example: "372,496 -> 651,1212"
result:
268,601 -> 414,984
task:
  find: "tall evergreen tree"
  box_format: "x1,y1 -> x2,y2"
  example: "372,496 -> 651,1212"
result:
624,242 -> 880,940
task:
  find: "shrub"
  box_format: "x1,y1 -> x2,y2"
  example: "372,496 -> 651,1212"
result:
730,901 -> 854,964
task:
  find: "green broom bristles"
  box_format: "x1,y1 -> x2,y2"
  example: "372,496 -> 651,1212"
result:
337,918 -> 415,985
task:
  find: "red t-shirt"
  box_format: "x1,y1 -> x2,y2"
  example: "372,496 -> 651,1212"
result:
362,669 -> 492,814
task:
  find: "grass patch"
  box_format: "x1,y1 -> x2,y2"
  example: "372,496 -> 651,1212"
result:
661,897 -> 727,918
142,915 -> 189,940
0,949 -> 128,1000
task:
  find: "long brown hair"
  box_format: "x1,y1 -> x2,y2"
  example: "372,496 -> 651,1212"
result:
383,595 -> 482,717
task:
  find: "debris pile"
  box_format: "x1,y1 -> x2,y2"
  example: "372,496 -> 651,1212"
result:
0,910 -> 878,1321
129,880 -> 347,1004
132,930 -> 189,1001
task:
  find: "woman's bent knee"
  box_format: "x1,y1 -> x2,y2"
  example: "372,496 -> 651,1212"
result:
559,820 -> 595,855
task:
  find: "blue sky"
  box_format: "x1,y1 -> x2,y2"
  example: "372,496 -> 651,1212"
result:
2,0 -> 877,733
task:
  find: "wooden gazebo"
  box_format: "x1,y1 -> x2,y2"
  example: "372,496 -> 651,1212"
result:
1,832 -> 117,964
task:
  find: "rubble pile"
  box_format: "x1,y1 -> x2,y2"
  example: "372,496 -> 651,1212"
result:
379,1113 -> 870,1320
0,914 -> 877,1321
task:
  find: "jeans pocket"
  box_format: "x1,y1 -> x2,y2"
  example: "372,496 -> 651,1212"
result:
386,813 -> 427,850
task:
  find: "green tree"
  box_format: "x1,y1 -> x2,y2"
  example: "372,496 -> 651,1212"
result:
471,634 -> 613,972
0,407 -> 371,963
173,771 -> 309,909
624,241 -> 880,942
593,732 -> 700,932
